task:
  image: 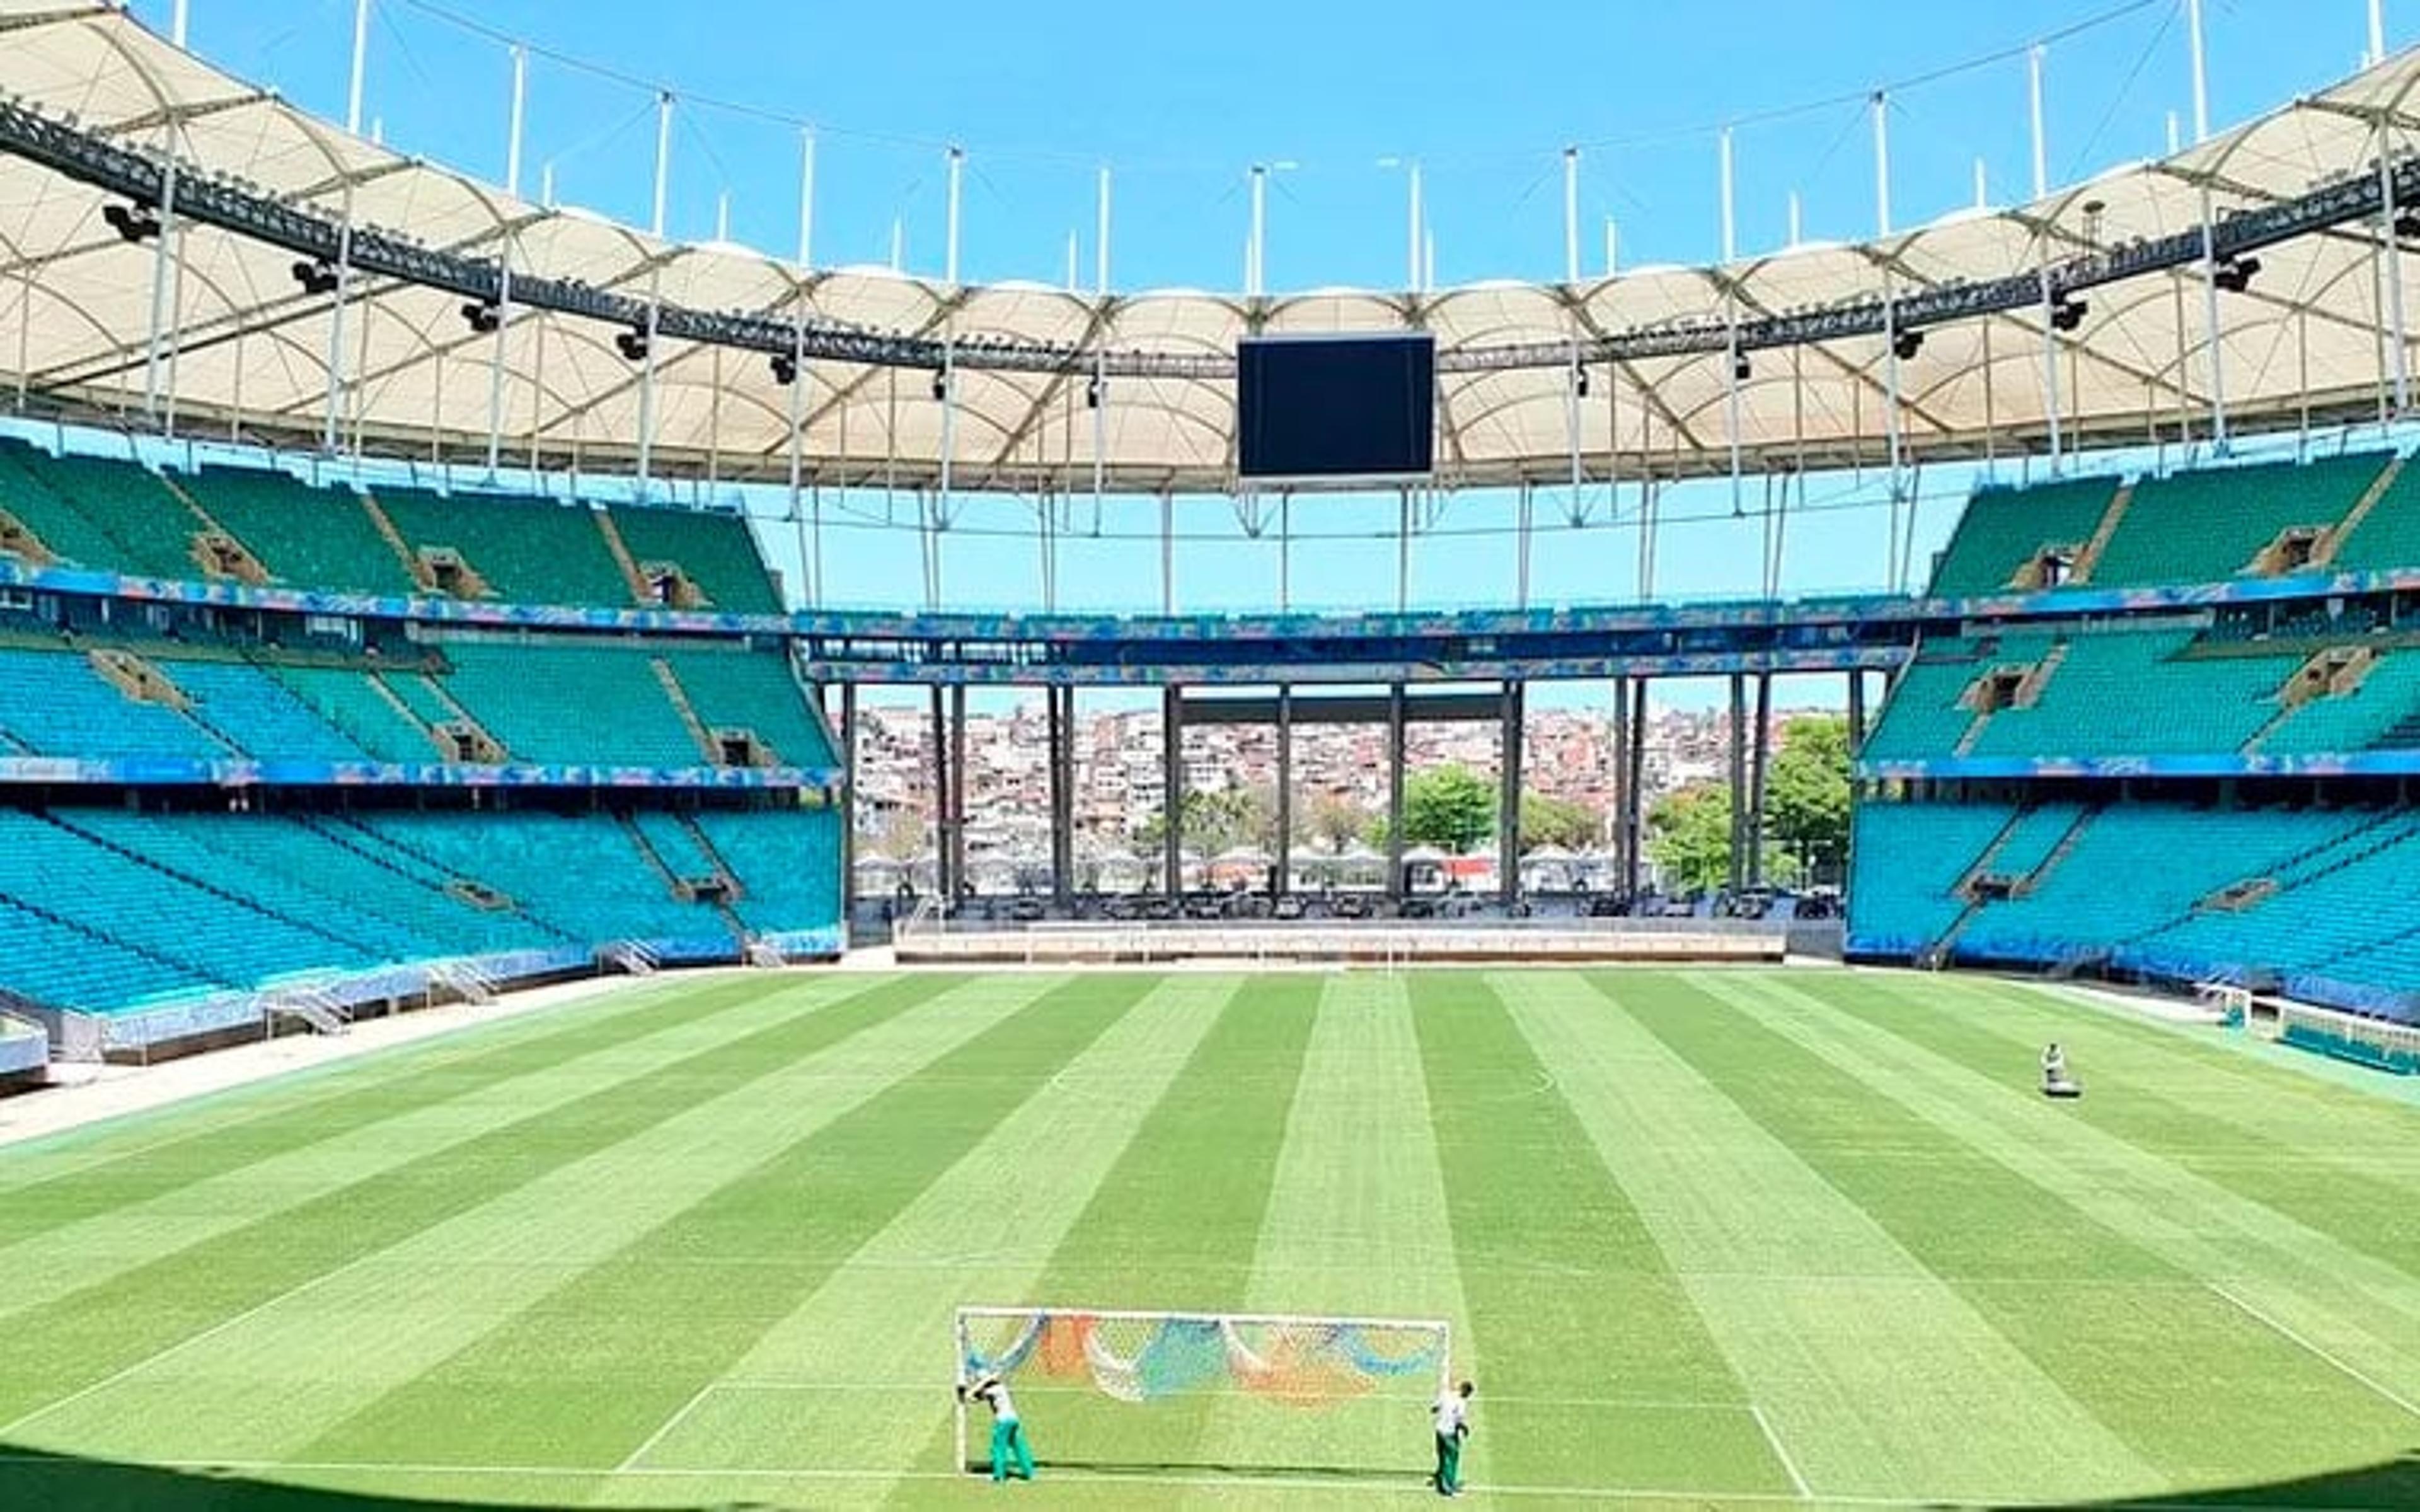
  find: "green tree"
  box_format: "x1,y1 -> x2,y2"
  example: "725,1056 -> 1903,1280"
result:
1647,784 -> 1736,893
1765,713 -> 1852,884
1306,791 -> 1374,853
1134,784 -> 1275,856
1402,764 -> 1497,854
1518,791 -> 1602,852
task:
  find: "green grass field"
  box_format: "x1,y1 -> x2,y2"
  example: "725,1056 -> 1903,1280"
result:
4,966 -> 2420,1509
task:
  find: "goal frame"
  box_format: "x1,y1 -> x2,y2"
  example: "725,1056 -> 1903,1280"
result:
952,1305 -> 1454,1478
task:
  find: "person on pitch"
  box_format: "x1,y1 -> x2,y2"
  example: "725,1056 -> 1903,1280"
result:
1431,1378 -> 1474,1497
960,1372 -> 1035,1484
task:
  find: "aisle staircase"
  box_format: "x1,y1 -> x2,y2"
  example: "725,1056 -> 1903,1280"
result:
594,511 -> 655,605
2071,482 -> 2137,583
2313,452 -> 2408,566
650,659 -> 718,763
358,488 -> 435,590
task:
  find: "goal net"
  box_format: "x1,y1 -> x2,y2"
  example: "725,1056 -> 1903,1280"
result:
954,1306 -> 1452,1481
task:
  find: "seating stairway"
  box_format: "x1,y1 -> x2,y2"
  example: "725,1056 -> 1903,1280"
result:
373,486 -> 635,607
2087,453 -> 2389,588
179,467 -> 416,596
1927,476 -> 2119,596
608,503 -> 785,613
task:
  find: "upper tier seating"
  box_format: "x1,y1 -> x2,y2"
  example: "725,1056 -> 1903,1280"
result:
1962,629 -> 2286,758
373,486 -> 636,606
2087,453 -> 2390,588
659,647 -> 834,766
1926,476 -> 2119,597
0,439 -> 171,574
3,443 -> 210,579
609,503 -> 784,614
2329,460 -> 2420,573
180,467 -> 416,597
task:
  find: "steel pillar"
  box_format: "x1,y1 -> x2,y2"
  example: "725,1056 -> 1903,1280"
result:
1625,677 -> 1649,898
1727,673 -> 1748,892
948,685 -> 968,901
1386,684 -> 1409,901
1498,680 -> 1524,905
839,683 -> 858,923
1748,672 -> 1773,887
1275,685 -> 1294,897
928,685 -> 950,901
1162,684 -> 1184,897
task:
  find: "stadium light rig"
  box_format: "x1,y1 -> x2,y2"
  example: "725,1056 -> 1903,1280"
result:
614,328 -> 650,362
2051,297 -> 2087,332
1893,329 -> 1924,360
2211,255 -> 2261,294
290,259 -> 340,295
102,200 -> 159,243
770,352 -> 798,386
460,301 -> 501,335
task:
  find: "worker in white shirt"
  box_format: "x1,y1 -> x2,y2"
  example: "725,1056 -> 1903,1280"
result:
1431,1378 -> 1474,1496
960,1372 -> 1035,1483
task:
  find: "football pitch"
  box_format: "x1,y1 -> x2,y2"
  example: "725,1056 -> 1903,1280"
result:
4,967 -> 2420,1509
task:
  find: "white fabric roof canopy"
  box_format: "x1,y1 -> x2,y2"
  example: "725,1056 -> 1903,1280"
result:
1,0 -> 2417,493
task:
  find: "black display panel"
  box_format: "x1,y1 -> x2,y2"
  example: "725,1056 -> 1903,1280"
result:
1236,333 -> 1436,482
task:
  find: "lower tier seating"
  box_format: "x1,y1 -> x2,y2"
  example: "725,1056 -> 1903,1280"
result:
1850,798 -> 2420,1016
0,804 -> 843,1016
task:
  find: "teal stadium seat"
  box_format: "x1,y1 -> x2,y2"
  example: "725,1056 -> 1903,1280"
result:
658,646 -> 836,766
609,503 -> 785,614
435,641 -> 705,767
0,648 -> 228,762
2088,453 -> 2389,588
181,466 -> 417,597
373,486 -> 635,607
1927,475 -> 2120,597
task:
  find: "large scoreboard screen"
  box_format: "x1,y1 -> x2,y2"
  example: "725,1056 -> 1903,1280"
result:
1236,333 -> 1436,483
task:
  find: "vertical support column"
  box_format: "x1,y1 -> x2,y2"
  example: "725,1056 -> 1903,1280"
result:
1498,680 -> 1524,907
1045,687 -> 1074,909
928,685 -> 950,902
141,128 -> 181,426
2380,113 -> 2410,416
1608,673 -> 1630,889
635,91 -> 673,492
948,684 -> 968,904
836,683 -> 858,927
1274,686 -> 1294,898
1748,671 -> 1773,888
1625,677 -> 1649,899
321,189 -> 355,455
1386,683 -> 1409,902
1727,672 -> 1748,892
1397,485 -> 1412,613
1162,684 -> 1184,898
1847,669 -> 1868,759
347,0 -> 371,135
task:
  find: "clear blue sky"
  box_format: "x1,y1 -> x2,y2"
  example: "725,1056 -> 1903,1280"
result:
112,2 -> 2404,707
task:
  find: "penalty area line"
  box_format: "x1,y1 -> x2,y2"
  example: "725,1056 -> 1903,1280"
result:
1749,1403 -> 1813,1499
2206,1282 -> 2420,1421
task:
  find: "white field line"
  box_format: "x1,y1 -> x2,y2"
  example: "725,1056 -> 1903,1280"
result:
614,1379 -> 723,1472
1748,1403 -> 1814,1499
0,1453 -> 2039,1506
2207,1282 -> 2420,1420
0,1248 -> 382,1437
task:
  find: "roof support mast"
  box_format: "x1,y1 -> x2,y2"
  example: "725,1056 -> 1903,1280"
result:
1721,125 -> 1744,521
2189,0 -> 2230,452
1564,146 -> 1582,546
2031,42 -> 2062,476
485,43 -> 526,476
934,142 -> 964,608
140,122 -> 178,430
635,90 -> 672,493
1092,166 -> 1109,518
1874,91 -> 1910,593
786,128 -> 815,605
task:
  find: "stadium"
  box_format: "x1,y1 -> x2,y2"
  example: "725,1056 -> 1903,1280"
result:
4,0 -> 2420,1505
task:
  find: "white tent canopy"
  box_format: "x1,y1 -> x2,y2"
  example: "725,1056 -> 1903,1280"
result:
0,4 -> 2416,490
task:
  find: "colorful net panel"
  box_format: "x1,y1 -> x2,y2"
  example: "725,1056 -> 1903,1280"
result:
958,1307 -> 1450,1409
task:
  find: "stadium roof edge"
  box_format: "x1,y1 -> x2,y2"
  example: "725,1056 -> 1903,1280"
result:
0,1 -> 2417,493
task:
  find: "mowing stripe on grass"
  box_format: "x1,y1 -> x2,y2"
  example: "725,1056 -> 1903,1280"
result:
0,975 -> 829,1329
0,975 -> 795,1235
1651,971 -> 2420,1495
628,976 -> 1243,1483
297,973 -> 1157,1470
1724,973 -> 2420,1450
1410,972 -> 1786,1498
1514,970 -> 2151,1503
18,973 -> 1080,1465
880,973 -> 1323,1500
0,973 -> 952,1431
1188,974 -> 1477,1491
1835,971 -> 2420,1261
